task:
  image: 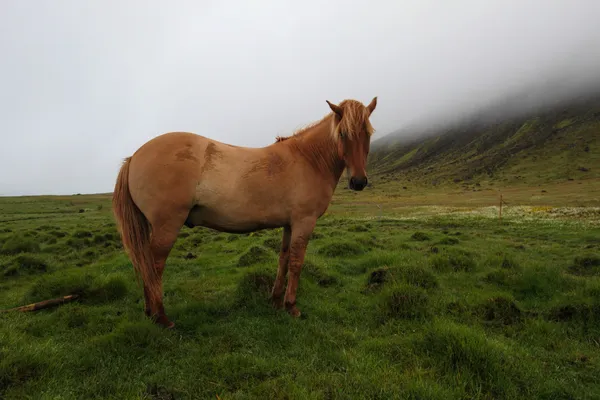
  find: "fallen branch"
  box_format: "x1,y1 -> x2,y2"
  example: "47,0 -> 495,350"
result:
0,294 -> 79,313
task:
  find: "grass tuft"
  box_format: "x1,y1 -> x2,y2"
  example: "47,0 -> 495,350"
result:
379,284 -> 430,321
318,241 -> 365,257
1,235 -> 40,255
25,271 -> 129,304
262,237 -> 281,253
398,265 -> 439,289
431,249 -> 476,272
476,296 -> 523,325
411,231 -> 431,241
234,268 -> 275,309
2,254 -> 48,277
238,245 -> 273,267
567,254 -> 600,276
0,352 -> 48,394
437,236 -> 459,245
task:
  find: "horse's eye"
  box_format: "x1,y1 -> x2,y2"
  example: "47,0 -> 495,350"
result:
340,132 -> 347,139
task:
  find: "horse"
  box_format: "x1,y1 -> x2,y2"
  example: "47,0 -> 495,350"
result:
112,97 -> 378,328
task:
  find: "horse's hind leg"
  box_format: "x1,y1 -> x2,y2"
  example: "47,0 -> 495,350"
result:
284,217 -> 317,317
271,226 -> 291,309
144,214 -> 187,328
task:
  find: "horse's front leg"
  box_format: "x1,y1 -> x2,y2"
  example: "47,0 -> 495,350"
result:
284,217 -> 317,318
271,225 -> 291,309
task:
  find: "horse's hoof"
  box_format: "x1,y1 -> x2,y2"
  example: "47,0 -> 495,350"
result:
270,293 -> 284,309
287,306 -> 301,318
156,320 -> 175,329
153,313 -> 175,329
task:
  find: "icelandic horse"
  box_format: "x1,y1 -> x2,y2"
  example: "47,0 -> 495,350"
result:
112,97 -> 378,328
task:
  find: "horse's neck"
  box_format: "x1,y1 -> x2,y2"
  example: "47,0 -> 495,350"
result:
292,120 -> 345,188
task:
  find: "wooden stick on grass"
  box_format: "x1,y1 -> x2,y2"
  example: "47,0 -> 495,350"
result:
0,294 -> 79,313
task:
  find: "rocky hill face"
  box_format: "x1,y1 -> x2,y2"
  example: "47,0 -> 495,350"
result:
368,89 -> 600,187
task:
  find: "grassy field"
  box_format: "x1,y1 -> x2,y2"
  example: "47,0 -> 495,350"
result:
1,185 -> 600,399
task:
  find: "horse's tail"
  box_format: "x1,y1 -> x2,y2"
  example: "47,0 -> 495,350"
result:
112,157 -> 160,305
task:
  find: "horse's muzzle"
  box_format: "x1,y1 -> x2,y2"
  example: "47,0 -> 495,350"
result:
349,176 -> 368,191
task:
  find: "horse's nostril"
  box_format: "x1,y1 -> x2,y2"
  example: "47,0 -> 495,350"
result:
349,177 -> 367,191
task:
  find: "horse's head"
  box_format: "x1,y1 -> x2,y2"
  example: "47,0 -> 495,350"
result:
326,97 -> 377,191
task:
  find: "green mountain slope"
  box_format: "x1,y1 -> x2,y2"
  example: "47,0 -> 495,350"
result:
369,91 -> 600,187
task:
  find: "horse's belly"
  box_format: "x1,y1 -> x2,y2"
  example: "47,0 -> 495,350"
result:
184,203 -> 288,233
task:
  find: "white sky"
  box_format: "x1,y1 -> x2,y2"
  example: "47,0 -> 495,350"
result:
1,0 -> 599,195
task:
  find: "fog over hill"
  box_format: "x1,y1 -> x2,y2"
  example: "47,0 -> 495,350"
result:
368,71 -> 600,186
374,61 -> 600,149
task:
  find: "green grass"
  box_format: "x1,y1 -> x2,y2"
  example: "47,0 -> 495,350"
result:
1,191 -> 600,399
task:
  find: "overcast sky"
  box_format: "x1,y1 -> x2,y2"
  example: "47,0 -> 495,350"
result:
1,1 -> 600,196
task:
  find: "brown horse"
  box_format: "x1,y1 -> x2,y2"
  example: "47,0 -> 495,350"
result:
112,97 -> 378,328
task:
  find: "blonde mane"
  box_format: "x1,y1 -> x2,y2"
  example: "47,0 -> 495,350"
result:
331,99 -> 375,141
274,99 -> 375,143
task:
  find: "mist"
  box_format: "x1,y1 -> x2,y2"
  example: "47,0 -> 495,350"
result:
1,0 -> 599,196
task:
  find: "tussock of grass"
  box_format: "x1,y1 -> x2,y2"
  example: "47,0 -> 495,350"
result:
476,296 -> 523,325
90,321 -> 168,355
499,254 -> 520,269
362,267 -> 389,293
26,271 -> 129,304
437,236 -> 459,245
0,351 -> 48,395
379,284 -> 430,321
60,306 -> 89,328
0,235 -> 40,255
348,224 -> 370,232
237,245 -> 273,267
431,249 -> 476,272
188,234 -> 205,246
484,253 -> 521,271
567,254 -> 600,276
234,268 -> 275,308
417,321 -> 543,397
484,263 -> 575,303
547,298 -> 600,323
49,230 -> 68,238
262,237 -> 281,253
144,384 -> 177,400
398,265 -> 439,289
310,231 -> 324,239
65,237 -> 91,250
302,260 -> 338,287
318,241 -> 365,257
92,231 -> 117,245
411,231 -> 430,241
484,269 -> 516,287
71,229 -> 93,238
512,265 -> 575,301
2,254 -> 48,277
226,234 -> 240,242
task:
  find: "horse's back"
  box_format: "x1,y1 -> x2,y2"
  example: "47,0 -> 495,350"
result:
127,131 -> 289,225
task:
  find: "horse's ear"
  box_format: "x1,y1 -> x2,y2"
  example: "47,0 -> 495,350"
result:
326,100 -> 343,117
367,96 -> 377,115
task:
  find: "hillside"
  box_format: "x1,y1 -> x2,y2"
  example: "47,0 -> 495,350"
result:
368,90 -> 600,188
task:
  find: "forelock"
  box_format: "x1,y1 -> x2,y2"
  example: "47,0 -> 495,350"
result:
330,100 -> 375,141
